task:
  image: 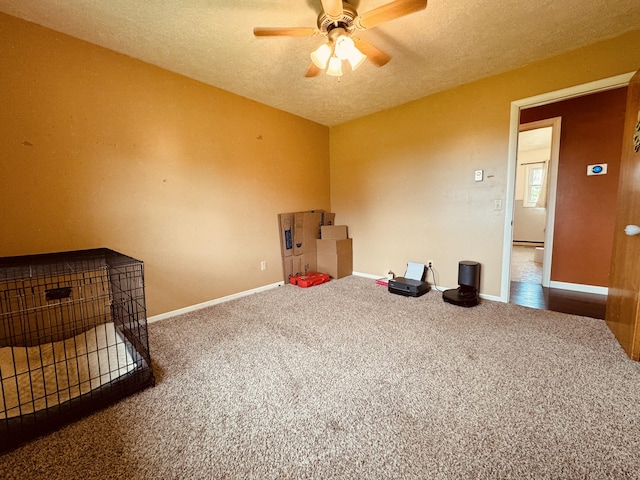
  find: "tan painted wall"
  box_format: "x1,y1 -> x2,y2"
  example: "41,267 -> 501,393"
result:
3,11 -> 639,307
0,13 -> 330,316
330,30 -> 640,297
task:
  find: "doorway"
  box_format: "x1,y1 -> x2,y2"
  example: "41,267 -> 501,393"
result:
510,120 -> 558,289
500,72 -> 634,309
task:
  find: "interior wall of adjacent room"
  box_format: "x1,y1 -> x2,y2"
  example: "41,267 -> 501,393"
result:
329,30 -> 640,297
519,87 -> 628,287
513,147 -> 548,243
0,13 -> 330,316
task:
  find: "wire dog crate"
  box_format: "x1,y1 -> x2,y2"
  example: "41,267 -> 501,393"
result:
0,248 -> 155,452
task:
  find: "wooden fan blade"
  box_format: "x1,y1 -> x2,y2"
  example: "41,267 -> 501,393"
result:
320,0 -> 344,20
305,63 -> 321,78
354,38 -> 391,67
253,27 -> 317,37
356,0 -> 427,30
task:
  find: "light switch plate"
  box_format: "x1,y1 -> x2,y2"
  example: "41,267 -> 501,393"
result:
474,169 -> 484,182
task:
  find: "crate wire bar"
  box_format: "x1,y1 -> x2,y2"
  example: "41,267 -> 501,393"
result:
0,248 -> 155,451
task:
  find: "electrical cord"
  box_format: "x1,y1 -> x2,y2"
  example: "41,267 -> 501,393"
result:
427,265 -> 444,292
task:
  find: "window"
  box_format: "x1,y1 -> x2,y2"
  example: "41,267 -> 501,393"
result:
523,162 -> 545,207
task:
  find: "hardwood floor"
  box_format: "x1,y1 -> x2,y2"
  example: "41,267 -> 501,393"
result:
510,281 -> 607,319
509,245 -> 607,319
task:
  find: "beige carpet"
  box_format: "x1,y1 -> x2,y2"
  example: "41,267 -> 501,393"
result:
2,275 -> 640,479
511,245 -> 543,284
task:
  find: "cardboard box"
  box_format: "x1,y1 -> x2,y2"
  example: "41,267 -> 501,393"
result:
317,238 -> 352,254
317,250 -> 353,279
293,252 -> 317,276
278,210 -> 336,282
281,255 -> 293,281
316,238 -> 353,279
293,211 -> 323,255
278,213 -> 295,257
321,225 -> 348,240
322,212 -> 335,227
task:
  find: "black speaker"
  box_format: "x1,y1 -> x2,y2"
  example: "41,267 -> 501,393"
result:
443,261 -> 480,307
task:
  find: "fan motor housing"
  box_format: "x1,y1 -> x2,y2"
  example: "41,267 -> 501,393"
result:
317,3 -> 358,35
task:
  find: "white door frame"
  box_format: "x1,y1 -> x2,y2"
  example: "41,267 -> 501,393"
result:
517,117 -> 562,287
500,72 -> 635,303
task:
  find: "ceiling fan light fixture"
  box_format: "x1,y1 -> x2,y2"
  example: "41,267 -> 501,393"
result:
333,34 -> 366,71
310,43 -> 333,69
333,35 -> 354,60
346,46 -> 367,71
326,56 -> 343,76
255,0 -> 430,78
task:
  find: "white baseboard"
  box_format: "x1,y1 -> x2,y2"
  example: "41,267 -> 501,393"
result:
352,271 -> 382,279
147,276 -> 606,324
148,281 -> 286,324
549,281 -> 608,296
479,293 -> 503,302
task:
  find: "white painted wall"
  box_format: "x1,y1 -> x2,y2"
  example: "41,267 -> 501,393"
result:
514,147 -> 549,242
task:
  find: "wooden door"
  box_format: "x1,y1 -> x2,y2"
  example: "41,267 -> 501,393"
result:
606,69 -> 640,360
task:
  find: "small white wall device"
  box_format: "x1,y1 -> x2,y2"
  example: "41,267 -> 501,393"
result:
625,225 -> 640,236
587,163 -> 607,176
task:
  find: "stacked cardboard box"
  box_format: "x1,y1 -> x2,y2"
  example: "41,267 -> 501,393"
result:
278,210 -> 335,281
316,225 -> 353,279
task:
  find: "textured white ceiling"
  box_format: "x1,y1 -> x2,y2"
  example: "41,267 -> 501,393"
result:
519,127 -> 552,152
1,0 -> 638,126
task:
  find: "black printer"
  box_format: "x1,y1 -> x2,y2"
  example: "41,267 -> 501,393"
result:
388,277 -> 430,297
388,262 -> 430,297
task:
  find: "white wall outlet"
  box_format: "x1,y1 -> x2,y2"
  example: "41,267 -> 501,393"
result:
260,261 -> 267,271
493,199 -> 503,211
587,163 -> 607,176
474,169 -> 484,182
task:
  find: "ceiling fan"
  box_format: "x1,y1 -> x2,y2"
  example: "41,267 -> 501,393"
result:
253,0 -> 428,78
